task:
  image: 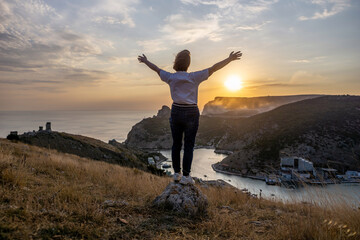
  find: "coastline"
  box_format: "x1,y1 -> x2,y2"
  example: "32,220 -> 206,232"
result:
211,163 -> 266,181
212,162 -> 360,186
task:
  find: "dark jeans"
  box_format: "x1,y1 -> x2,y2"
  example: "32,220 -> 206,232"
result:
169,105 -> 200,176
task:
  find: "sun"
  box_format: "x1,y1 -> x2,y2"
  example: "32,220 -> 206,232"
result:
224,75 -> 243,91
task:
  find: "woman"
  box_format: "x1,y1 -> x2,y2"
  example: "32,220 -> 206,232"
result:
138,50 -> 242,184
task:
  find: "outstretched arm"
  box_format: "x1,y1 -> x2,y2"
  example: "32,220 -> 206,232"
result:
138,54 -> 161,75
208,51 -> 242,76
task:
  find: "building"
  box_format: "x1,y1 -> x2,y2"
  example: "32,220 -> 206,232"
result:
46,122 -> 52,131
280,157 -> 315,179
318,168 -> 338,179
147,157 -> 155,165
345,171 -> 360,179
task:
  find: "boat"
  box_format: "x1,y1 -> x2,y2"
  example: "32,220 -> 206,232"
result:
162,163 -> 171,168
265,174 -> 280,185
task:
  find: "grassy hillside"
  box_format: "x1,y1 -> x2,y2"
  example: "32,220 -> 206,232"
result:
1,139 -> 359,239
18,131 -> 150,171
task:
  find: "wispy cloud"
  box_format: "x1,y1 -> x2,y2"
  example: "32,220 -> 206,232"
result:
290,70 -> 326,84
138,13 -> 222,52
161,13 -> 222,44
88,0 -> 138,27
299,0 -> 350,21
137,39 -> 169,53
180,0 -> 278,15
290,56 -> 327,63
291,59 -> 311,63
138,0 -> 277,53
180,0 -> 237,9
236,21 -> 271,31
0,0 -> 114,92
93,16 -> 135,28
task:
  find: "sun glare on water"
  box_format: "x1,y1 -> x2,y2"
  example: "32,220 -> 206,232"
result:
224,75 -> 243,91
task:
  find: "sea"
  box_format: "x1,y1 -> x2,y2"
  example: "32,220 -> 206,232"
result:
1,110 -> 359,207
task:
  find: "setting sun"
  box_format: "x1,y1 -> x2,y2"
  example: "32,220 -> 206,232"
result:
224,75 -> 243,91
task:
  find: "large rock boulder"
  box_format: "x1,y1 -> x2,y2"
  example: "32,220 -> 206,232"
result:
152,182 -> 208,216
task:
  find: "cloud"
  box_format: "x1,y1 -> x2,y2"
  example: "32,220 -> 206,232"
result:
161,13 -> 222,44
137,13 -> 222,52
107,57 -> 134,65
180,0 -> 237,9
236,21 -> 271,31
138,0 -> 277,53
291,59 -> 311,63
290,70 -> 326,84
88,0 -> 138,28
137,39 -> 169,53
0,0 -> 111,92
180,0 -> 278,16
245,82 -> 306,90
299,0 -> 350,21
290,56 -> 327,63
93,16 -> 135,28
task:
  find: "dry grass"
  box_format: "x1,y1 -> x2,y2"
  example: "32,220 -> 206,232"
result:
0,139 -> 359,239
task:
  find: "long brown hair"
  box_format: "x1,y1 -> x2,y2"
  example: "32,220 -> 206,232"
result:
173,50 -> 191,72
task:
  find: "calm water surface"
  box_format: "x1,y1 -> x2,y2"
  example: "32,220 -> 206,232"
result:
0,110 -> 155,142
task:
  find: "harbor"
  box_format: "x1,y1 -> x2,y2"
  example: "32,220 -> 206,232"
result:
159,149 -> 360,205
213,156 -> 360,188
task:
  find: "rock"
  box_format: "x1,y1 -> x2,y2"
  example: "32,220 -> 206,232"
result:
152,182 -> 208,216
117,218 -> 128,225
157,105 -> 171,118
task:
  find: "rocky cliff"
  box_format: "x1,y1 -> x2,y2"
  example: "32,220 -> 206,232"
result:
202,95 -> 321,117
125,105 -> 235,149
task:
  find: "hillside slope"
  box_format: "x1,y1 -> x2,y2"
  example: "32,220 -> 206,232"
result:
1,139 -> 359,239
217,95 -> 360,174
18,131 -> 151,171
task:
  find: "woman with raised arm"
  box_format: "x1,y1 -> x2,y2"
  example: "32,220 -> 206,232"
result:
138,50 -> 242,184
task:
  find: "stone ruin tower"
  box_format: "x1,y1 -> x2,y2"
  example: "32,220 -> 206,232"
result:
46,122 -> 52,132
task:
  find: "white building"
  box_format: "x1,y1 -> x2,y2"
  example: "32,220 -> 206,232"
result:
280,157 -> 315,179
345,171 -> 360,179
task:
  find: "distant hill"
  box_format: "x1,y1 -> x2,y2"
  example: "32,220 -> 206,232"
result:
17,131 -> 159,171
217,95 -> 360,174
202,95 -> 322,117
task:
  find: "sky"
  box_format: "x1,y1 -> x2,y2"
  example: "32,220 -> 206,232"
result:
0,0 -> 359,111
